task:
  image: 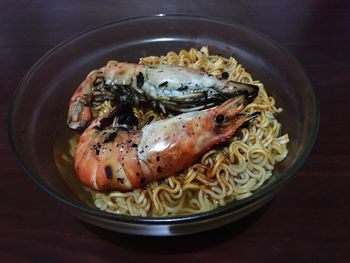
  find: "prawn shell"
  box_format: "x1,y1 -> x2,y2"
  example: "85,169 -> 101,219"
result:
110,130 -> 145,190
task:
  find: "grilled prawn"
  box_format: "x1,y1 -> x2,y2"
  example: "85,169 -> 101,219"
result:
74,95 -> 259,192
67,62 -> 259,130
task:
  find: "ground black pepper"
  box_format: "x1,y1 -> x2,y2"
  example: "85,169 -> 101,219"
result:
104,166 -> 113,179
221,71 -> 229,79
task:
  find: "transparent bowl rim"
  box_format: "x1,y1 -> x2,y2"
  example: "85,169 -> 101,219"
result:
9,14 -> 320,225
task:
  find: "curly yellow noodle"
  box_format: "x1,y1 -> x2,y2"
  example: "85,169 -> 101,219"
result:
141,56 -> 161,65
188,48 -> 202,62
78,46 -> 290,217
165,51 -> 179,65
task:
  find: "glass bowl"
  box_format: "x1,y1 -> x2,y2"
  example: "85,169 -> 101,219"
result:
9,15 -> 319,236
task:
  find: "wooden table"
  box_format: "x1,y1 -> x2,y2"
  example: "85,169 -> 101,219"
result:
1,1 -> 349,261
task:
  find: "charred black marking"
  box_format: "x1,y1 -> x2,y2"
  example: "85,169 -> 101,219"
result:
103,132 -> 117,143
239,119 -> 250,129
131,143 -> 138,148
156,156 -> 160,161
104,166 -> 113,179
249,112 -> 261,119
93,77 -> 105,87
215,114 -> 225,123
146,115 -> 155,125
95,112 -> 116,131
221,72 -> 229,79
117,178 -> 124,184
159,81 -> 168,87
154,101 -> 169,114
136,72 -> 144,88
94,147 -> 100,155
118,114 -> 127,124
129,115 -> 139,126
203,90 -> 208,102
177,85 -> 188,91
115,104 -> 139,127
93,142 -> 101,155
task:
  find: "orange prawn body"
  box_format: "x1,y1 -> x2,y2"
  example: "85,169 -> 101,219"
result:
74,96 -> 258,192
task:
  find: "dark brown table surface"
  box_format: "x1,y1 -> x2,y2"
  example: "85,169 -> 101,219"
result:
1,1 -> 350,262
